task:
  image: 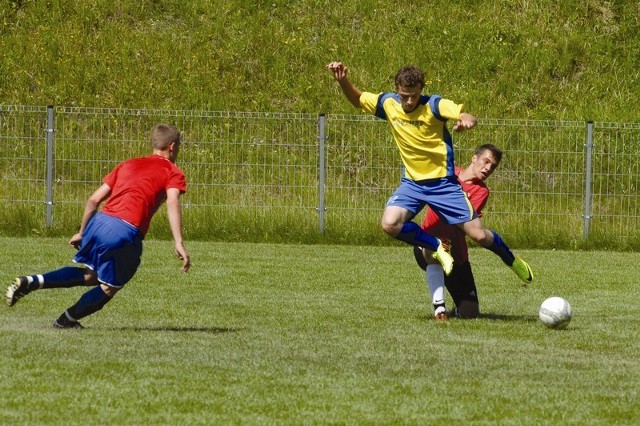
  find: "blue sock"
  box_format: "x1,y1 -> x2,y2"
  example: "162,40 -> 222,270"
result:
37,267 -> 86,289
65,285 -> 112,321
25,267 -> 86,291
486,230 -> 516,266
395,221 -> 439,250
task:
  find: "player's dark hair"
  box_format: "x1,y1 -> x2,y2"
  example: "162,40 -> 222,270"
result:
475,143 -> 503,164
151,124 -> 180,149
395,65 -> 425,89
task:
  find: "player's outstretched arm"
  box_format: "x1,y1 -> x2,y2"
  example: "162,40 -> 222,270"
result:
326,61 -> 363,108
166,188 -> 191,273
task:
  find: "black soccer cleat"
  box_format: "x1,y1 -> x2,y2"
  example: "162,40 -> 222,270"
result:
53,314 -> 84,330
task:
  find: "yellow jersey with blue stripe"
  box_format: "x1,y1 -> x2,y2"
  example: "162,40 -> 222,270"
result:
360,91 -> 464,181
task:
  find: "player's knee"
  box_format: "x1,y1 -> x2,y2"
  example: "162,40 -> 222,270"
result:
381,207 -> 412,237
100,283 -> 120,297
83,269 -> 99,286
469,229 -> 492,247
465,228 -> 483,242
462,220 -> 492,246
457,300 -> 480,319
380,218 -> 400,236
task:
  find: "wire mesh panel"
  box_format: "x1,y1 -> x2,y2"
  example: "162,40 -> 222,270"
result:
52,107 -> 152,229
324,116 -> 592,247
458,119 -> 588,247
590,122 -> 640,244
51,108 -> 321,240
1,104 -> 640,248
0,105 -> 49,232
179,111 -> 321,241
324,114 -> 400,243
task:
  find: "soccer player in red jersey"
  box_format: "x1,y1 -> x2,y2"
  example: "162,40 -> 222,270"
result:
414,144 -> 503,320
5,124 -> 191,328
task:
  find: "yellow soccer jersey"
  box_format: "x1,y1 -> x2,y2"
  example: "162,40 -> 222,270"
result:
360,91 -> 464,181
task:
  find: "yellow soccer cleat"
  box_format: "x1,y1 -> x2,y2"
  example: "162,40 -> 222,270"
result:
432,239 -> 454,276
511,257 -> 534,283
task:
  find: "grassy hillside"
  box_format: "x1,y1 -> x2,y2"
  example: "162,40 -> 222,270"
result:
1,0 -> 639,121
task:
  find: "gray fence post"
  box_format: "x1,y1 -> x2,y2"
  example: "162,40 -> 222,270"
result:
317,113 -> 327,233
45,105 -> 55,227
583,120 -> 594,239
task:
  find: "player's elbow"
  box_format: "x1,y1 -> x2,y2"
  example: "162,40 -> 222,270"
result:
349,98 -> 362,109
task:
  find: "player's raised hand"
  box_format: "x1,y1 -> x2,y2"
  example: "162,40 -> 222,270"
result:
326,61 -> 348,81
453,113 -> 477,132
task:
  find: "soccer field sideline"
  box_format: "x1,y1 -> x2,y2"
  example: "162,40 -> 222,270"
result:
1,238 -> 639,424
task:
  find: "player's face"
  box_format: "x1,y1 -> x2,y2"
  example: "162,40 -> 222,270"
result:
470,151 -> 500,181
396,85 -> 422,113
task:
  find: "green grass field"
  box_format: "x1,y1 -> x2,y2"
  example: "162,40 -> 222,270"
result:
1,237 -> 639,424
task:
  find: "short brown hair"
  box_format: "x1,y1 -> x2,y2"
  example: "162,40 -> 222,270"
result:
395,65 -> 425,89
151,124 -> 180,150
475,144 -> 503,164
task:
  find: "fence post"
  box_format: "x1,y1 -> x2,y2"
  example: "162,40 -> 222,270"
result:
45,105 -> 55,227
583,121 -> 594,239
317,113 -> 327,233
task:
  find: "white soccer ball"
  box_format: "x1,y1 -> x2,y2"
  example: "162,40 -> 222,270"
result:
538,297 -> 572,329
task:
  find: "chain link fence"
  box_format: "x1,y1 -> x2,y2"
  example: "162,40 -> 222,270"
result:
1,105 -> 639,248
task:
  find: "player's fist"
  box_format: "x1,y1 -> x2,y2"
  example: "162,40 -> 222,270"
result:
326,61 -> 348,81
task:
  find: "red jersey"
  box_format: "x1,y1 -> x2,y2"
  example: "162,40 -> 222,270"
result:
101,155 -> 187,236
421,166 -> 489,262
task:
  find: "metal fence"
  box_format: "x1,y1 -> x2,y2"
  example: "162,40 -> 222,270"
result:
1,105 -> 639,247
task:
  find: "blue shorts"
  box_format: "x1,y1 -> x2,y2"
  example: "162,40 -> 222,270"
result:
386,176 -> 477,225
73,212 -> 143,288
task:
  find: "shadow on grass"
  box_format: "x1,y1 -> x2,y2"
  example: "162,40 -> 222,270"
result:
416,313 -> 538,322
478,313 -> 538,322
104,326 -> 242,333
